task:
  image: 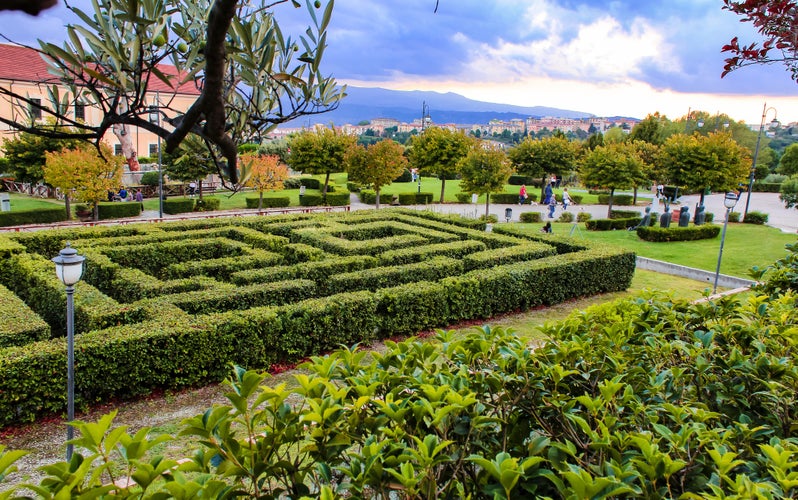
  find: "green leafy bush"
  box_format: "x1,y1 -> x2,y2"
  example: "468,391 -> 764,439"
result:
728,211 -> 741,222
520,211 -> 542,223
558,211 -> 575,222
598,194 -> 634,205
194,197 -> 220,211
636,224 -> 721,241
576,211 -> 592,222
324,191 -> 350,206
752,181 -> 782,192
245,196 -> 291,208
97,202 -> 142,220
393,168 -> 412,182
610,209 -> 639,219
298,177 -> 321,189
743,210 -> 768,224
0,207 -> 67,227
585,217 -> 640,230
299,193 -> 323,206
455,192 -> 473,203
507,174 -> 536,185
283,177 -> 302,189
163,198 -> 195,214
139,171 -> 160,186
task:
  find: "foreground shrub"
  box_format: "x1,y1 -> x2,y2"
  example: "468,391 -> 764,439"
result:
636,224 -> 721,242
743,210 -> 769,225
3,279 -> 797,498
520,211 -> 541,223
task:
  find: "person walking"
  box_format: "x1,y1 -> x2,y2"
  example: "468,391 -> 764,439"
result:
544,182 -> 553,204
548,196 -> 557,218
561,188 -> 572,210
518,184 -> 527,205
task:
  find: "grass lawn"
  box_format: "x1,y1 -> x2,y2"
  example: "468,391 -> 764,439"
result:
5,193 -> 64,211
512,221 -> 795,279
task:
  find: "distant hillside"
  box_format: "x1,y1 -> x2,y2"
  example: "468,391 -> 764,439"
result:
288,86 -> 595,127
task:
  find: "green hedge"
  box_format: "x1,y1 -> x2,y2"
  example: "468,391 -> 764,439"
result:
246,195 -> 291,208
0,207 -> 67,227
97,202 -> 143,220
743,210 -> 768,225
298,177 -> 321,189
0,284 -> 50,348
610,209 -> 639,219
636,225 -> 721,242
299,194 -> 323,206
0,210 -> 635,427
752,182 -> 782,192
324,191 -> 350,206
598,194 -> 634,205
507,174 -> 537,185
585,217 -> 641,230
163,198 -> 195,214
520,211 -> 542,223
194,197 -> 221,211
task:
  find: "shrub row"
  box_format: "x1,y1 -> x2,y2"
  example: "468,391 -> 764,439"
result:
0,206 -> 67,227
752,181 -> 782,192
520,211 -> 542,223
636,224 -> 721,241
245,196 -> 291,208
230,255 -> 377,286
377,240 -> 487,265
162,249 -> 284,279
193,197 -> 221,211
585,217 -> 641,230
95,202 -> 143,220
325,256 -> 464,294
359,190 -> 434,205
462,242 -> 557,270
743,210 -> 769,224
598,194 -> 634,205
160,279 -> 317,315
0,283 -> 50,348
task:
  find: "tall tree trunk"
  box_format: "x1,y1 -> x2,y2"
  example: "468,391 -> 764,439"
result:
607,187 -> 615,218
258,191 -> 263,210
64,195 -> 71,220
112,124 -> 139,171
376,188 -> 381,209
323,172 -> 330,203
198,180 -> 204,201
439,178 -> 446,204
485,193 -> 490,219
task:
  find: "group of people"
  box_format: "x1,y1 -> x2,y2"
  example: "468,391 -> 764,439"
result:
518,179 -> 573,219
107,187 -> 143,202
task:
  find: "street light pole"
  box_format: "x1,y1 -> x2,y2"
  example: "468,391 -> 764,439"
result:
149,91 -> 163,219
52,243 -> 85,461
743,103 -> 778,220
713,192 -> 740,294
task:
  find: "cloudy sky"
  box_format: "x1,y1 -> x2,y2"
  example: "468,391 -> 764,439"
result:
2,0 -> 797,124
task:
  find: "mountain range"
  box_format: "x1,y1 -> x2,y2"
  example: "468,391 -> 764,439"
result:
291,86 -> 596,127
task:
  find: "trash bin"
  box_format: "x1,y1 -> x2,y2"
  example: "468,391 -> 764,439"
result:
471,193 -> 478,204
0,193 -> 9,212
505,207 -> 512,222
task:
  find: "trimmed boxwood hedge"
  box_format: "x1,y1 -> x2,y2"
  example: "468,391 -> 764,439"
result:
194,197 -> 221,211
520,211 -> 542,223
163,198 -> 195,214
598,194 -> 634,205
0,210 -> 635,427
97,202 -> 143,220
246,196 -> 291,208
0,207 -> 67,227
636,225 -> 721,242
585,217 -> 641,230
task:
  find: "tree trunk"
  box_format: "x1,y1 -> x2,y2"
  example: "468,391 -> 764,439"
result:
376,188 -> 381,209
607,187 -> 615,218
633,186 -> 638,204
485,192 -> 490,219
112,123 -> 139,171
439,178 -> 446,203
258,191 -> 263,210
64,195 -> 71,220
323,172 -> 330,203
93,203 -> 99,222
198,180 -> 204,201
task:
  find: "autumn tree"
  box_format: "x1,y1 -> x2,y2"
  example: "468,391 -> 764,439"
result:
240,153 -> 288,210
44,144 -> 124,220
345,140 -> 408,209
507,135 -> 578,199
287,127 -> 357,201
0,0 -> 344,187
580,142 -> 646,217
407,127 -> 474,203
459,144 -> 513,220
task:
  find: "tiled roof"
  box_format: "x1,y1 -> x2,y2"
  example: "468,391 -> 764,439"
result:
0,43 -> 202,95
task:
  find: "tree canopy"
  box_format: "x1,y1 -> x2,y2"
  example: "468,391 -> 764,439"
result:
459,145 -> 513,219
407,127 -> 474,203
287,127 -> 356,198
580,142 -> 646,217
345,140 -> 407,208
0,0 -> 345,186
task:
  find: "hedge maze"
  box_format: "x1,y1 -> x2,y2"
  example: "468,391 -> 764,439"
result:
0,209 -> 635,427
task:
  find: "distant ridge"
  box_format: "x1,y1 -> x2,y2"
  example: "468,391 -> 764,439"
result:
288,86 -> 596,127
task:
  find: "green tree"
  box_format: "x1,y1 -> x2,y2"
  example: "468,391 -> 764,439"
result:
258,139 -> 291,164
777,143 -> 798,176
407,127 -> 474,203
287,128 -> 357,201
44,144 -> 124,221
507,135 -> 577,199
580,142 -> 646,217
629,113 -> 667,145
459,145 -> 513,219
1,127 -> 82,186
658,132 -> 750,208
780,176 -> 798,209
345,140 -> 408,208
167,135 -> 217,200
0,0 -> 343,186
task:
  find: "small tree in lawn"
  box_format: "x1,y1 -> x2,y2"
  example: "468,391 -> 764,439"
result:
407,127 -> 474,203
44,144 -> 124,221
345,140 -> 408,209
240,153 -> 289,210
459,145 -> 513,220
580,142 -> 646,218
287,128 -> 356,202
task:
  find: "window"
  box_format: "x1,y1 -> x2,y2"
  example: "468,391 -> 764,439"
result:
28,98 -> 42,120
74,103 -> 85,121
149,144 -> 158,156
114,144 -> 123,156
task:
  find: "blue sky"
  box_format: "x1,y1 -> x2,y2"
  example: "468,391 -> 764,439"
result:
2,0 -> 797,124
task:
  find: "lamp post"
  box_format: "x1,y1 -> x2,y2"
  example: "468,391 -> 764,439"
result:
713,192 -> 740,294
743,103 -> 778,219
148,91 -> 163,219
52,243 -> 85,461
685,107 -> 704,134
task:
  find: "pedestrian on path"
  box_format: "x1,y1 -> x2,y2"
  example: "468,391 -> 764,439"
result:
548,197 -> 557,218
562,188 -> 572,210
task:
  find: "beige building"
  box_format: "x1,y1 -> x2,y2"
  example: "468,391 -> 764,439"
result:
0,43 -> 201,171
